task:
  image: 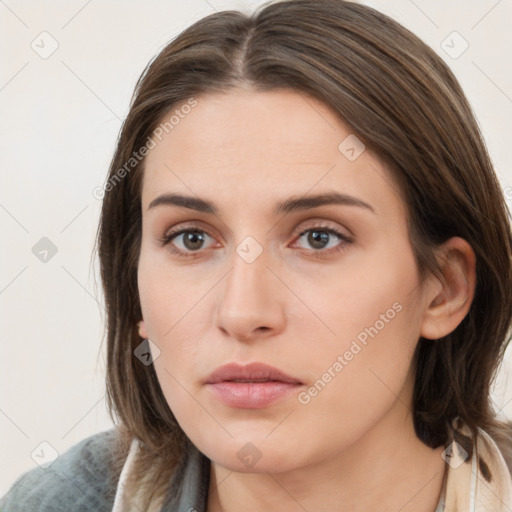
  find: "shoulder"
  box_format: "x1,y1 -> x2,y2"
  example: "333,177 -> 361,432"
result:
0,427 -> 126,512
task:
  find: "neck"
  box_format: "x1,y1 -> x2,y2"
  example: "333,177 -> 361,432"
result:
207,406 -> 447,512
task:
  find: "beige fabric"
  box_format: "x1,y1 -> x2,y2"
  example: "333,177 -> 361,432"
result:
111,438 -> 164,512
437,418 -> 512,511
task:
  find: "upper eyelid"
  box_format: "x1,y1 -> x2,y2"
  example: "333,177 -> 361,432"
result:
164,219 -> 347,234
164,221 -> 217,240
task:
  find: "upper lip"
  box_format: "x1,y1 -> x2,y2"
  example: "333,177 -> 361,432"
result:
205,362 -> 303,384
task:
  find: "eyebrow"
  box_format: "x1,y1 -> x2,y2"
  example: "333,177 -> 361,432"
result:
147,191 -> 375,216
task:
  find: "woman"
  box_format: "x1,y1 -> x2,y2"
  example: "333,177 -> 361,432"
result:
2,0 -> 512,510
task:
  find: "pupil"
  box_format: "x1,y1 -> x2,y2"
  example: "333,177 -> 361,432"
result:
309,231 -> 329,249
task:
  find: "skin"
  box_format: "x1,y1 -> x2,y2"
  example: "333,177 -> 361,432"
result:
137,88 -> 476,512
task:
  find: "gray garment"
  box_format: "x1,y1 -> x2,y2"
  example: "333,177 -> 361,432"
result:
0,428 -> 211,512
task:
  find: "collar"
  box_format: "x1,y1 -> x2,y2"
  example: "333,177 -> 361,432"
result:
111,438 -> 210,512
434,417 -> 512,511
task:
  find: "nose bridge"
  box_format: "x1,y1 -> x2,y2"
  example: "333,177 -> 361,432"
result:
214,234 -> 285,339
224,235 -> 271,305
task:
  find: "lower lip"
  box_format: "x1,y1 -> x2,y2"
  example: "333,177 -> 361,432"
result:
206,381 -> 302,409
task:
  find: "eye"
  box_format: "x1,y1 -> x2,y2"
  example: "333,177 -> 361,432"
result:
292,225 -> 352,255
160,228 -> 217,257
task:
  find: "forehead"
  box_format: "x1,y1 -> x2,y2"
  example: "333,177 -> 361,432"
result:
146,88 -> 350,170
140,88 -> 404,219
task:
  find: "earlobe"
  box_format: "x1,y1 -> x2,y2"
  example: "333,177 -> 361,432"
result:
137,320 -> 149,339
420,237 -> 476,340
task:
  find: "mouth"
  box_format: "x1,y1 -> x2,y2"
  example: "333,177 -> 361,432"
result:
225,378 -> 289,383
205,362 -> 303,409
205,362 -> 303,385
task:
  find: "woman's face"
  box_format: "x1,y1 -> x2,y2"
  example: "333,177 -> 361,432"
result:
137,88 -> 432,472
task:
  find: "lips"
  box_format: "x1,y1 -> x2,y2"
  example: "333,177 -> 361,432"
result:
205,362 -> 303,385
204,362 -> 303,409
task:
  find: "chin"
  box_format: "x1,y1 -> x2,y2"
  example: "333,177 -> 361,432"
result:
211,451 -> 297,473
202,436 -> 305,473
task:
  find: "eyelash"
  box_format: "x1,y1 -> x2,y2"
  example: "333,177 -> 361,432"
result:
158,223 -> 353,259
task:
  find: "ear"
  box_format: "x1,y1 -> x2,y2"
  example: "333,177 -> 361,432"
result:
420,237 -> 476,340
138,320 -> 149,339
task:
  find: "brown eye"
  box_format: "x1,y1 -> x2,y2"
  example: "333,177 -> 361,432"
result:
295,227 -> 350,252
306,230 -> 331,250
162,229 -> 216,256
179,231 -> 207,251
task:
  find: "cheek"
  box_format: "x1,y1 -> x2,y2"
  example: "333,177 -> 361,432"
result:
287,296 -> 421,459
297,237 -> 421,357
294,247 -> 422,420
137,244 -> 198,341
137,245 -> 215,394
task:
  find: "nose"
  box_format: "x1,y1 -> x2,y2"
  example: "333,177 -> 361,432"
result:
214,243 -> 286,343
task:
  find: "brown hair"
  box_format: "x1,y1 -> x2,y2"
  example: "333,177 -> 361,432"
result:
96,0 -> 512,507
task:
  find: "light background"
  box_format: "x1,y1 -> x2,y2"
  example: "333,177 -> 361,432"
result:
1,0 -> 511,495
